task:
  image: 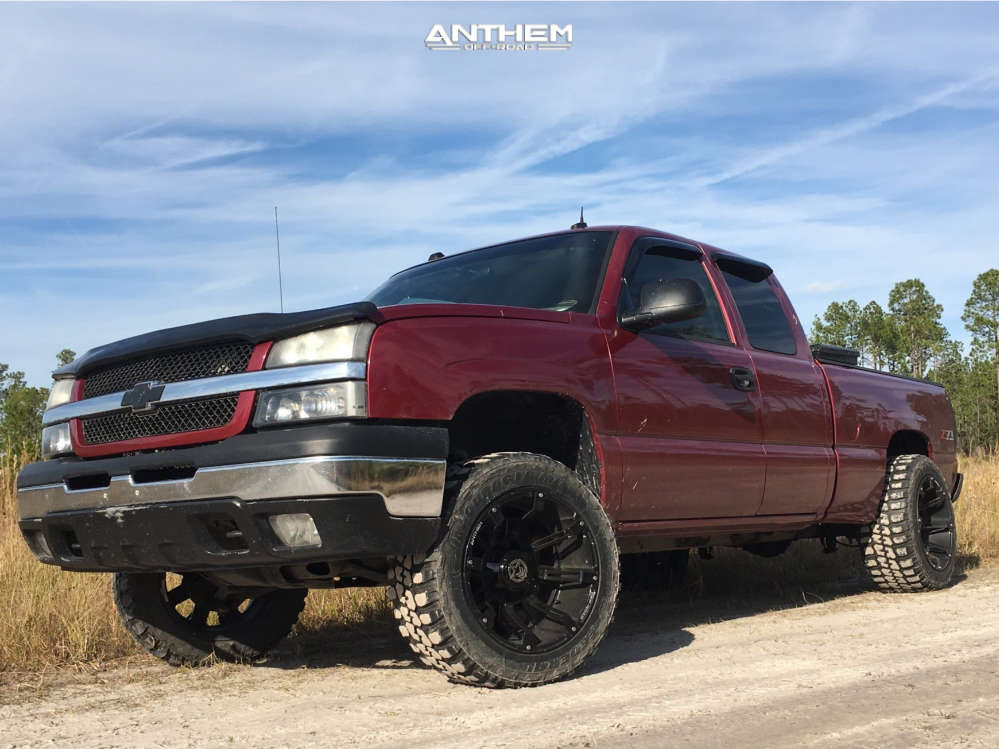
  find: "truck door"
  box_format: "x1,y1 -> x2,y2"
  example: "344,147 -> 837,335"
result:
607,237 -> 766,521
714,257 -> 835,516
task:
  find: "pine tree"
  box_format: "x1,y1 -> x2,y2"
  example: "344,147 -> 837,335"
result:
859,301 -> 898,371
887,279 -> 948,378
811,300 -> 862,348
962,269 -> 999,437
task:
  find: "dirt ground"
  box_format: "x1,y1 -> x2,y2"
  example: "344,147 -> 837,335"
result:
2,565 -> 998,749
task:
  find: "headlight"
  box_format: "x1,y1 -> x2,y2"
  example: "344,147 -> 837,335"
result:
41,422 -> 73,459
46,379 -> 75,410
253,382 -> 366,426
266,322 -> 375,368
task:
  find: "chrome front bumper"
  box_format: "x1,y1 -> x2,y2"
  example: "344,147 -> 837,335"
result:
18,455 -> 447,520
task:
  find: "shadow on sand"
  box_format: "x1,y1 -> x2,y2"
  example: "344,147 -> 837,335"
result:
259,541 -> 971,680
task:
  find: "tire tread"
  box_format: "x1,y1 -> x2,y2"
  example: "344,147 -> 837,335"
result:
389,452 -> 618,688
861,454 -> 954,593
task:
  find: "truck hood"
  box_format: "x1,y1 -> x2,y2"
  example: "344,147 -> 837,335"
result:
376,302 -> 574,325
57,302 -> 380,378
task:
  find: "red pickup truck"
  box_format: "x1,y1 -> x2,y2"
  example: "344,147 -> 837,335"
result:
17,224 -> 961,687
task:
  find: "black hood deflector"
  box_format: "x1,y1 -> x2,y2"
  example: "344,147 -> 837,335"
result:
56,302 -> 380,379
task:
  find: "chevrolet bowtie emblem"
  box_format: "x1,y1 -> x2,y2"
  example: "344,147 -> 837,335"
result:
120,380 -> 166,414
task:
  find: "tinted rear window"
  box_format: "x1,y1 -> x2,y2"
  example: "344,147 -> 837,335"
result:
368,231 -> 614,313
719,262 -> 797,355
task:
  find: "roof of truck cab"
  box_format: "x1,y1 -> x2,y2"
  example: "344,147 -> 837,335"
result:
394,225 -> 769,276
595,225 -> 770,269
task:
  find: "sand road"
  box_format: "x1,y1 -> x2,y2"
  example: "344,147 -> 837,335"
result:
3,566 -> 998,748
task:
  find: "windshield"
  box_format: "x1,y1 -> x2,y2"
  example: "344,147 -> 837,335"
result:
367,231 -> 614,313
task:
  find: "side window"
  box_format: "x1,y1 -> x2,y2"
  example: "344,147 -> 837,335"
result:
718,260 -> 797,355
620,241 -> 730,344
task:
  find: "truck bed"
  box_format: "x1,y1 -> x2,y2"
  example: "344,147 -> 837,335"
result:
818,361 -> 958,524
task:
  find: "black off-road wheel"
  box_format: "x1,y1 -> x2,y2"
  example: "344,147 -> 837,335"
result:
861,454 -> 957,592
113,571 -> 307,665
389,452 -> 620,688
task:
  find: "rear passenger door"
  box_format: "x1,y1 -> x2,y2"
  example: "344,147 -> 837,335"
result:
609,238 -> 766,521
715,257 -> 835,517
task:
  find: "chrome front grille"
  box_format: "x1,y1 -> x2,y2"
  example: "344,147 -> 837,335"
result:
82,343 -> 254,399
80,395 -> 240,445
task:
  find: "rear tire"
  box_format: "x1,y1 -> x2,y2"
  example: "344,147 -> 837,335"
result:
113,571 -> 307,666
389,452 -> 620,688
861,454 -> 957,592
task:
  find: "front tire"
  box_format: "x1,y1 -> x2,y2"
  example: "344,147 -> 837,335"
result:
389,452 -> 620,688
113,572 -> 307,665
861,454 -> 957,592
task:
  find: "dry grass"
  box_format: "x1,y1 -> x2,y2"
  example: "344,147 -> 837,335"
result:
1,451 -> 998,674
954,455 -> 999,564
0,451 -> 136,672
0,451 -> 391,674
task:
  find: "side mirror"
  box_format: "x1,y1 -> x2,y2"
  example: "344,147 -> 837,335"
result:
620,278 -> 707,331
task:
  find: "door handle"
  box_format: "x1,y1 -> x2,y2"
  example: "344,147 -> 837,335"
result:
730,367 -> 756,391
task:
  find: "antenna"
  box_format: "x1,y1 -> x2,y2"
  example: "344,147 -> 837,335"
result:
571,206 -> 587,230
274,206 -> 285,313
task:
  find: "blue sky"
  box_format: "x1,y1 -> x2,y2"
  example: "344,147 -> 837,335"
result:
2,2 -> 997,385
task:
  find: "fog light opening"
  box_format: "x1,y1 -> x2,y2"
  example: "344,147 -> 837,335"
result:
62,529 -> 83,557
268,513 -> 321,548
306,562 -> 331,576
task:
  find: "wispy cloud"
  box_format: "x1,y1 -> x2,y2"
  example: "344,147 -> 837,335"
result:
99,135 -> 268,170
704,68 -> 999,186
804,281 -> 852,295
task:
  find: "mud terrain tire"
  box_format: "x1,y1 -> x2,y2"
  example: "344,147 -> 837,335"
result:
114,572 -> 307,665
861,454 -> 957,592
389,452 -> 620,688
